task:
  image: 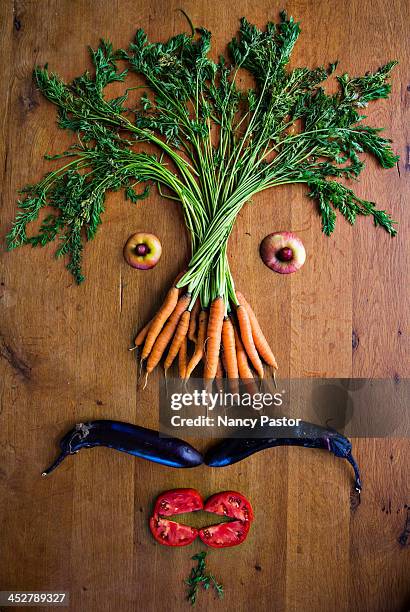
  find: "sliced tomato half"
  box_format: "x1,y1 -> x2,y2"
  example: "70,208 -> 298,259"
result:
203,491 -> 254,523
150,488 -> 203,547
149,516 -> 198,547
153,488 -> 203,517
199,519 -> 250,548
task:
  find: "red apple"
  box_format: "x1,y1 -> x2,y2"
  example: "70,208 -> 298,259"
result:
260,231 -> 306,274
123,232 -> 162,270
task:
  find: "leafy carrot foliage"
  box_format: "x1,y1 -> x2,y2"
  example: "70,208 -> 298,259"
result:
7,12 -> 398,291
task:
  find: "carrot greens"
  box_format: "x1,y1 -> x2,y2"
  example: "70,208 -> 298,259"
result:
185,551 -> 224,606
7,12 -> 398,380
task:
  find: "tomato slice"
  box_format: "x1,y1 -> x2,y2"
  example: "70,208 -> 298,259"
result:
198,519 -> 250,548
153,488 -> 203,517
203,491 -> 254,523
150,489 -> 203,547
150,516 -> 198,547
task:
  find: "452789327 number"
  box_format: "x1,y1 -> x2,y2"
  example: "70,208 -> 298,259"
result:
0,592 -> 69,607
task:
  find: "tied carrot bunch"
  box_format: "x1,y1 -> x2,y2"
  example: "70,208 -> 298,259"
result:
7,12 -> 398,382
133,281 -> 277,385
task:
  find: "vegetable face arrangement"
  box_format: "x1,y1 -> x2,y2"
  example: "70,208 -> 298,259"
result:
7,12 -> 397,383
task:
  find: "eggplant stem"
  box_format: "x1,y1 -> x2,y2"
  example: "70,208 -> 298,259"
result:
346,452 -> 362,492
42,451 -> 69,476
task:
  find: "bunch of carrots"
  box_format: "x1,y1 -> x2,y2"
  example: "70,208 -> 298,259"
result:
133,274 -> 278,386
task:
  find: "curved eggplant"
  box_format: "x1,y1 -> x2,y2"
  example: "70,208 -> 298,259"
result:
42,420 -> 203,475
204,421 -> 361,492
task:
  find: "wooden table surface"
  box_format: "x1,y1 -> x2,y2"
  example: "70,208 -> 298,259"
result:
1,1 -> 409,611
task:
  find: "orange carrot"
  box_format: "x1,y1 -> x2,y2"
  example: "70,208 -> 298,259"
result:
215,356 -> 224,392
216,356 -> 224,379
164,310 -> 190,372
222,317 -> 239,379
236,305 -> 264,378
185,310 -> 208,380
221,351 -> 227,373
233,326 -> 253,379
178,336 -> 187,378
188,298 -> 200,342
132,318 -> 152,349
233,325 -> 258,394
236,291 -> 278,369
204,297 -> 225,380
146,293 -> 191,373
141,285 -> 180,361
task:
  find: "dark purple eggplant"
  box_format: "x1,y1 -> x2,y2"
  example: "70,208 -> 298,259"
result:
42,420 -> 203,475
204,421 -> 361,492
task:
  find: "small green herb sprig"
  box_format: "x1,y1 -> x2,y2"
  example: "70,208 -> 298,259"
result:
7,12 -> 399,304
186,551 -> 224,606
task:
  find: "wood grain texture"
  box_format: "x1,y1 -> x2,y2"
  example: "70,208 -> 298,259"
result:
0,1 -> 409,611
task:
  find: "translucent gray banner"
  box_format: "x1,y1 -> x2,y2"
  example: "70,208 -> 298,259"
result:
159,378 -> 409,438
